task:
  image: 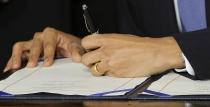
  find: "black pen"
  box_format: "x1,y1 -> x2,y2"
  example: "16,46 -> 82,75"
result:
82,4 -> 99,34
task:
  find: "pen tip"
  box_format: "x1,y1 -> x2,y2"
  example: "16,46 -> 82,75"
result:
82,4 -> 87,10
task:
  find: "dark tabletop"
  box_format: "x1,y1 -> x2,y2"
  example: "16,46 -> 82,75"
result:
0,100 -> 209,107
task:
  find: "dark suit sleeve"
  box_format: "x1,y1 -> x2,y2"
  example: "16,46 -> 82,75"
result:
173,29 -> 210,80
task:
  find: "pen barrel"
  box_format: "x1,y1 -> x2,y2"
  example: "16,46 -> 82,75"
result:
82,4 -> 98,34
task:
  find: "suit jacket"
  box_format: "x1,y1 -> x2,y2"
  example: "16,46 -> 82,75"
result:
81,0 -> 210,80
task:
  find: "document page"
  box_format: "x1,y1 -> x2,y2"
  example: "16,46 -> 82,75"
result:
147,72 -> 210,95
0,58 -> 147,96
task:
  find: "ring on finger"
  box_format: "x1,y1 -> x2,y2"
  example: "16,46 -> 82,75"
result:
92,62 -> 104,75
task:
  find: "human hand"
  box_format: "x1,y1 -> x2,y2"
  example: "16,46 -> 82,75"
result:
81,34 -> 185,77
4,27 -> 84,72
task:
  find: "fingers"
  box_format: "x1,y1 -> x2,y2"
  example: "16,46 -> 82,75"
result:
3,58 -> 12,72
11,41 -> 32,69
4,27 -> 84,71
81,34 -> 103,50
27,33 -> 43,68
82,49 -> 105,67
4,41 -> 32,72
82,48 -> 109,77
90,61 -> 109,76
11,44 -> 23,69
42,28 -> 57,66
71,46 -> 82,62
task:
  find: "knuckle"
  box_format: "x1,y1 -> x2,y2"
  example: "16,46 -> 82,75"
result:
99,47 -> 109,57
13,42 -> 23,50
33,32 -> 42,39
43,27 -> 56,33
81,35 -> 101,47
45,45 -> 55,50
44,47 -> 55,54
29,52 -> 37,59
42,27 -> 58,39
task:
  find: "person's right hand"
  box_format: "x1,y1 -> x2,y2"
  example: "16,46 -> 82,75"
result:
4,27 -> 84,72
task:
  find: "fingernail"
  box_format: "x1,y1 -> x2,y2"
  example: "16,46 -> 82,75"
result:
3,67 -> 9,72
26,62 -> 34,68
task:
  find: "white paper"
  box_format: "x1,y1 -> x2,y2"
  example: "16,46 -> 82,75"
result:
147,72 -> 210,95
0,58 -> 147,96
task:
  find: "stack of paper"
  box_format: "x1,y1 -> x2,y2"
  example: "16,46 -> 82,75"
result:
0,58 -> 147,96
147,72 -> 210,95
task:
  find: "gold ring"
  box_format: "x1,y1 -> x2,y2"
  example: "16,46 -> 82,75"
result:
92,63 -> 104,75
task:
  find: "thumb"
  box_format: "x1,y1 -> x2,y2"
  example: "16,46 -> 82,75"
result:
71,47 -> 82,62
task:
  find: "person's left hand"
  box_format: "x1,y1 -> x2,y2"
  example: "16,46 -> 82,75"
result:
81,34 -> 185,77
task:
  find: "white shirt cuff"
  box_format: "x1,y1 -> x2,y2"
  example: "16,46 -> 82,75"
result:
175,53 -> 195,76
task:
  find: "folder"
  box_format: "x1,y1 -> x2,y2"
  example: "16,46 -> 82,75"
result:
0,73 -> 164,100
0,58 -> 210,101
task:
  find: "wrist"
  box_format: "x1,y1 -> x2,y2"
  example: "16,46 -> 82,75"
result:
162,36 -> 185,69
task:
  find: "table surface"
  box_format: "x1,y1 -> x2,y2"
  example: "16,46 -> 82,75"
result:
0,100 -> 210,107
